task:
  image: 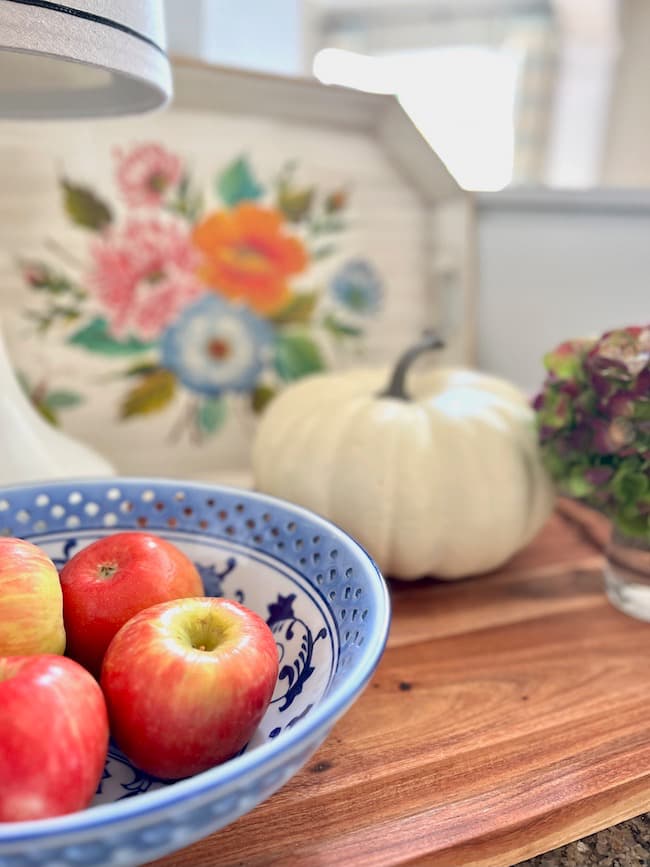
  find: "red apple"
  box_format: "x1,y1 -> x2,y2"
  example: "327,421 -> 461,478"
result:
0,537 -> 65,657
0,654 -> 109,821
101,597 -> 279,780
59,532 -> 204,677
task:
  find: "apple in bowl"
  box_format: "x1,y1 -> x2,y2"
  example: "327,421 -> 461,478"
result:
0,538 -> 65,657
101,597 -> 279,780
60,532 -> 204,677
0,654 -> 109,821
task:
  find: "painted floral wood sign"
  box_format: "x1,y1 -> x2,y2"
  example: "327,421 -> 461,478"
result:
20,143 -> 381,440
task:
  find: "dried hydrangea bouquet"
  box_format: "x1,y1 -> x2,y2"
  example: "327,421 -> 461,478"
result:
533,326 -> 650,620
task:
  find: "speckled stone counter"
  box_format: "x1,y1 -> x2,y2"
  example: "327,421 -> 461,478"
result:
516,814 -> 650,866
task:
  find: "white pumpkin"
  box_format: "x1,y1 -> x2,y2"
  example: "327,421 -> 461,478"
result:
252,334 -> 555,580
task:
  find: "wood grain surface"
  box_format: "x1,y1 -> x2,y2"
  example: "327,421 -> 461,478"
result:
149,501 -> 650,867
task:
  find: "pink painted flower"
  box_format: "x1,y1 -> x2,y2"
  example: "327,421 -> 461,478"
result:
114,143 -> 182,207
87,218 -> 205,340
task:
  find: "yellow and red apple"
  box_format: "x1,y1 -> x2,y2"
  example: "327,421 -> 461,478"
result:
0,538 -> 65,657
101,597 -> 279,780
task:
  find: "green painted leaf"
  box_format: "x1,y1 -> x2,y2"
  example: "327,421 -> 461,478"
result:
323,313 -> 363,338
312,244 -> 337,261
61,180 -> 112,230
216,157 -> 264,206
44,390 -> 83,410
309,216 -> 346,237
123,361 -> 161,378
270,292 -> 319,325
197,397 -> 227,434
277,184 -> 314,223
68,318 -> 155,356
22,261 -> 79,295
167,174 -> 204,222
120,370 -> 176,419
251,384 -> 276,414
274,333 -> 325,382
35,402 -> 58,427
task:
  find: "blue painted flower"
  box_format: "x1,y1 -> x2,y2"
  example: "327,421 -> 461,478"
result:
331,259 -> 382,314
161,295 -> 273,396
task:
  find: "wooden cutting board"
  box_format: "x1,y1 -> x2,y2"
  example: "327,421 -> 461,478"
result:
150,501 -> 650,867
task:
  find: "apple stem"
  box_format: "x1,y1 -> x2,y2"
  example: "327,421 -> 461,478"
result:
97,562 -> 119,580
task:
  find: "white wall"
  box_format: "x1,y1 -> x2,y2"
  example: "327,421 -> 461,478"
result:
163,0 -> 306,75
477,188 -> 650,393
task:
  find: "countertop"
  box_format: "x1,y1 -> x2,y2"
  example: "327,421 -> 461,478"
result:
516,813 -> 650,866
149,500 -> 650,867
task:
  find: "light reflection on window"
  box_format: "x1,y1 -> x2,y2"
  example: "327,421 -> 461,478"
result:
313,46 -> 521,192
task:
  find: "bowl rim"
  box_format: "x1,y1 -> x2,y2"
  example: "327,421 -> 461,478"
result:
0,478 -> 391,843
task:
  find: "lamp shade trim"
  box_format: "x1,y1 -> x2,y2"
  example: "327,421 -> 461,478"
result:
1,0 -> 166,56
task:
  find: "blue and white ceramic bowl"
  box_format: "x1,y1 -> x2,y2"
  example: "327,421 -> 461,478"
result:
0,479 -> 390,867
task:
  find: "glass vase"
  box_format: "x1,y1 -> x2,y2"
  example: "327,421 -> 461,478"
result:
604,529 -> 650,621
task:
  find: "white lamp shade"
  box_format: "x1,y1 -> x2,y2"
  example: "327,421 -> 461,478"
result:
0,0 -> 172,118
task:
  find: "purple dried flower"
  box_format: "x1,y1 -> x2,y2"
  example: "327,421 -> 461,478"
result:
589,418 -> 636,455
531,392 -> 544,411
585,466 -> 614,486
534,324 -> 650,542
587,326 -> 650,382
607,393 -> 636,417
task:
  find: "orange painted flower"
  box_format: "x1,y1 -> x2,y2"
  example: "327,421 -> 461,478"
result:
192,203 -> 308,314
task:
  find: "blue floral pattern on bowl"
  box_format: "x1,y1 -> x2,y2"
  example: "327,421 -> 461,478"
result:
0,479 -> 390,867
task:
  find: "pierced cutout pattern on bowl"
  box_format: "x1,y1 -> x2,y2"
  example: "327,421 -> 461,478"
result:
0,479 -> 388,867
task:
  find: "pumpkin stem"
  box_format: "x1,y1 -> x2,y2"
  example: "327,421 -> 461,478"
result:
379,330 -> 445,400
